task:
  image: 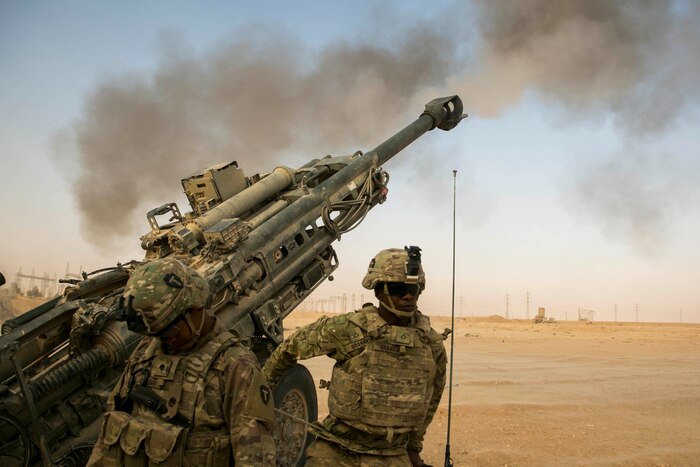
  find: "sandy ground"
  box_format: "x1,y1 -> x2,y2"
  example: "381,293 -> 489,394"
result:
284,311 -> 700,467
3,300 -> 697,465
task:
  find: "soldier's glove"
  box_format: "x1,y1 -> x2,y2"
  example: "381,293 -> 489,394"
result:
408,448 -> 431,467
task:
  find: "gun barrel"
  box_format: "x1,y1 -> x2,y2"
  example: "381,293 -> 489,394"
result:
243,95 -> 466,256
371,95 -> 466,166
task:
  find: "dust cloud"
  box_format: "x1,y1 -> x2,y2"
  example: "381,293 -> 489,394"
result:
58,1 -> 700,251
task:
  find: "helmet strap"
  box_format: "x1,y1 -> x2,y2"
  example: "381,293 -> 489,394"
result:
175,310 -> 207,351
378,283 -> 416,318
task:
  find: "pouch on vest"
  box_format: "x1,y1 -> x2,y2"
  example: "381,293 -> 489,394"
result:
120,417 -> 149,456
101,410 -> 184,463
102,411 -> 131,447
146,422 -> 183,462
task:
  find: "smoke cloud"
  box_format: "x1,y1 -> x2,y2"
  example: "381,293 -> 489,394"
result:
462,0 -> 700,133
59,1 -> 700,251
566,148 -> 700,256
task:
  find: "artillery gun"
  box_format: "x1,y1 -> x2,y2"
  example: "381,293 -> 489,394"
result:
0,96 -> 466,466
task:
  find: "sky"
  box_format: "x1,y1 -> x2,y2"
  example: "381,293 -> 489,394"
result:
1,0 -> 699,323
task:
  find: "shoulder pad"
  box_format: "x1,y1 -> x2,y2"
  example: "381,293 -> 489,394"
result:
347,309 -> 370,330
413,312 -> 445,343
213,343 -> 255,372
137,336 -> 160,359
427,327 -> 446,344
348,306 -> 386,335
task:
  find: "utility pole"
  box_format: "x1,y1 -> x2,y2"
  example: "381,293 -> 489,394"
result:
332,296 -> 344,313
614,303 -> 618,322
352,293 -> 356,311
456,294 -> 467,317
504,293 -> 510,319
525,291 -> 531,320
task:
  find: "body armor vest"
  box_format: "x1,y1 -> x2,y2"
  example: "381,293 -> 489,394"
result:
327,309 -> 437,429
98,331 -> 239,466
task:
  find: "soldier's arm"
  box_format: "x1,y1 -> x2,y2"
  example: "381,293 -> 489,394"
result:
261,315 -> 346,386
408,338 -> 448,453
221,349 -> 276,466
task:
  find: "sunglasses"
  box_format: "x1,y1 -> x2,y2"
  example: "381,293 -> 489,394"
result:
385,283 -> 420,297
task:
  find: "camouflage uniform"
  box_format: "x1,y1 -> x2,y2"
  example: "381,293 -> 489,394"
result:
262,305 -> 447,465
87,258 -> 275,466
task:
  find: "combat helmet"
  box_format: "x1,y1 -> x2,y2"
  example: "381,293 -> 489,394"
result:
121,258 -> 210,336
362,246 -> 426,290
362,246 -> 425,317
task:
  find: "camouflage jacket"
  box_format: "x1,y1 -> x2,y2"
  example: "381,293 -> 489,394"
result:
262,306 -> 447,455
88,321 -> 275,466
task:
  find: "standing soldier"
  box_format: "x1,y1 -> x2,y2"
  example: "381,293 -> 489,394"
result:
87,258 -> 275,466
263,246 -> 447,467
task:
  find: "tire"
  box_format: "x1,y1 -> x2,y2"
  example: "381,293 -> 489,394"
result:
272,364 -> 318,467
0,413 -> 30,467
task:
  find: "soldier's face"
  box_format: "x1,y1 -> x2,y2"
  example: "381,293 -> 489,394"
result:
161,314 -> 193,349
383,282 -> 420,312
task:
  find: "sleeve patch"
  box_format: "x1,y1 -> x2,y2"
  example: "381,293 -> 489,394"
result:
259,384 -> 271,405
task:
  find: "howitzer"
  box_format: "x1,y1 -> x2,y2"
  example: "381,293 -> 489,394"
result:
0,96 -> 466,466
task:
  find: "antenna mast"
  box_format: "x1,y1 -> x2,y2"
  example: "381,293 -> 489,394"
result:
444,170 -> 457,467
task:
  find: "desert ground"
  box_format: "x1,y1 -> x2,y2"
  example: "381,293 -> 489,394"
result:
3,297 -> 698,466
284,311 -> 700,467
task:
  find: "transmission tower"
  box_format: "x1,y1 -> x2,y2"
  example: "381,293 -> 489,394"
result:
456,294 -> 467,317
504,293 -> 510,319
525,291 -> 531,320
15,267 -> 56,297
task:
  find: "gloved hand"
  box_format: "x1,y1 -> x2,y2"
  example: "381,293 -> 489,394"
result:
408,449 -> 432,467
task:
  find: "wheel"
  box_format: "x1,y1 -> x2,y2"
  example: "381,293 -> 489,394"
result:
0,413 -> 31,467
272,364 -> 318,467
52,443 -> 95,467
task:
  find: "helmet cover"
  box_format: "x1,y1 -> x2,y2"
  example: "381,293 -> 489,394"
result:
361,246 -> 425,291
123,258 -> 210,335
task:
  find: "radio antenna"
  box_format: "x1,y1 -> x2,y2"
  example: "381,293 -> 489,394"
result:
444,170 -> 457,467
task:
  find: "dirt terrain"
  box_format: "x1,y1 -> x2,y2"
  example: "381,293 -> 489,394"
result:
284,311 -> 700,466
0,294 -> 47,322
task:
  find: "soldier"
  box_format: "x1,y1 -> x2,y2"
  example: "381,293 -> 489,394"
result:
87,258 -> 275,466
262,246 -> 447,467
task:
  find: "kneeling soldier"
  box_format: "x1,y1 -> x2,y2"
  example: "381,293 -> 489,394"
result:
87,258 -> 275,466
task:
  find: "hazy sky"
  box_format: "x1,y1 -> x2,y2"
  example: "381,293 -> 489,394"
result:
1,0 -> 699,323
